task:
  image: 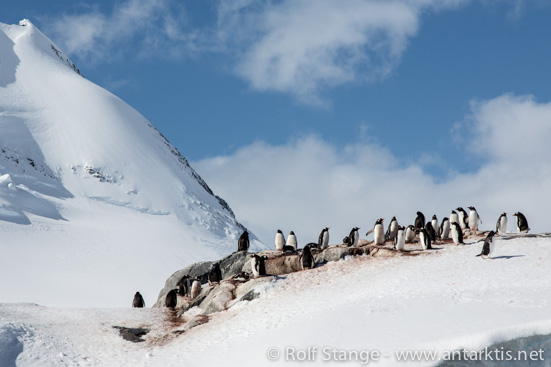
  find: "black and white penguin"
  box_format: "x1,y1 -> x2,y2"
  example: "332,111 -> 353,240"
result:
450,222 -> 464,245
385,217 -> 399,241
286,231 -> 298,250
208,263 -> 222,285
249,254 -> 268,278
418,228 -> 432,250
132,291 -> 145,308
275,229 -> 285,251
414,212 -> 425,230
440,217 -> 450,240
318,227 -> 330,249
165,288 -> 178,309
348,227 -> 360,247
425,222 -> 437,242
299,244 -> 316,270
513,212 -> 530,233
177,275 -> 190,297
394,226 -> 406,251
405,225 -> 416,243
450,210 -> 459,228
496,213 -> 508,234
476,231 -> 497,259
238,230 -> 250,252
468,206 -> 482,232
190,277 -> 202,299
456,207 -> 469,230
371,218 -> 385,246
431,215 -> 440,239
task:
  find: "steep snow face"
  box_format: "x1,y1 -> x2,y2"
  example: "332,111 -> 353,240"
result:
0,20 -> 262,307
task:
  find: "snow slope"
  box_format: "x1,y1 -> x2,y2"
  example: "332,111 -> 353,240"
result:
1,235 -> 551,366
0,20 -> 262,308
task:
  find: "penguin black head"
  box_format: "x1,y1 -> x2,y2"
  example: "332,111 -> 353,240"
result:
468,206 -> 476,211
391,216 -> 396,221
417,211 -> 423,216
375,218 -> 384,225
353,227 -> 360,231
432,215 -> 437,219
451,210 -> 457,214
290,231 -> 295,235
277,229 -> 283,234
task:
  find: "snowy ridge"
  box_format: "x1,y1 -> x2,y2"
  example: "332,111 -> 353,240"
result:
0,19 -> 264,307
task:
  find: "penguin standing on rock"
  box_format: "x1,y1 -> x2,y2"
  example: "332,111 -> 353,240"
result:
190,277 -> 202,299
249,254 -> 268,278
132,292 -> 145,308
394,226 -> 406,251
346,227 -> 360,247
476,231 -> 497,259
496,213 -> 508,234
385,217 -> 399,241
165,289 -> 178,309
238,231 -> 250,252
405,225 -> 416,243
275,230 -> 285,251
440,217 -> 450,240
371,218 -> 385,246
513,212 -> 530,233
286,231 -> 298,250
468,206 -> 482,232
208,263 -> 222,285
456,208 -> 469,230
451,222 -> 464,245
414,212 -> 425,230
300,244 -> 316,269
318,227 -> 330,249
418,228 -> 432,250
177,275 -> 189,297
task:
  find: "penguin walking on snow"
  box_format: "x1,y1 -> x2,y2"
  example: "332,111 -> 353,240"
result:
418,228 -> 432,250
431,215 -> 440,239
346,227 -> 360,247
513,212 -> 530,233
414,212 -> 425,230
456,207 -> 469,230
286,231 -> 298,250
275,230 -> 285,251
496,213 -> 508,234
385,217 -> 399,241
238,230 -> 250,252
405,225 -> 416,243
318,227 -> 330,249
468,206 -> 482,232
451,222 -> 464,245
300,244 -> 316,269
371,218 -> 385,246
132,291 -> 145,308
440,217 -> 450,240
249,254 -> 268,278
394,226 -> 406,251
476,231 -> 497,259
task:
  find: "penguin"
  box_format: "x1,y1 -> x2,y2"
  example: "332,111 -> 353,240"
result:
468,206 -> 482,232
456,207 -> 469,230
371,218 -> 385,246
431,215 -> 440,239
394,226 -> 406,251
165,289 -> 178,309
190,277 -> 202,299
425,222 -> 436,242
275,229 -> 285,251
208,263 -> 222,285
414,211 -> 425,230
418,228 -> 432,250
348,227 -> 360,247
299,244 -> 316,270
440,217 -> 450,240
132,291 -> 145,308
450,222 -> 464,245
385,217 -> 399,241
231,272 -> 250,280
249,254 -> 268,278
318,227 -> 330,249
496,213 -> 508,234
405,225 -> 416,243
177,275 -> 189,297
286,231 -> 298,250
238,230 -> 250,252
513,212 -> 530,233
476,231 -> 497,259
450,210 -> 459,228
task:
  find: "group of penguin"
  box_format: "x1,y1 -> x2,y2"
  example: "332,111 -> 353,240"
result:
136,209 -> 530,309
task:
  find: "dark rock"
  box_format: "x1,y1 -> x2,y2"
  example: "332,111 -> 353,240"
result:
113,326 -> 150,343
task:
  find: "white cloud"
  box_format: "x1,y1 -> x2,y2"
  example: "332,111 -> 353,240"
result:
194,94 -> 551,246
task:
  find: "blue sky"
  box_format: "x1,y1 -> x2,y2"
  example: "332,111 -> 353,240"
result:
3,0 -> 551,244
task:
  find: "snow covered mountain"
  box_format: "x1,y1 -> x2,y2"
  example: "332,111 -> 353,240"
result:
0,19 -> 262,307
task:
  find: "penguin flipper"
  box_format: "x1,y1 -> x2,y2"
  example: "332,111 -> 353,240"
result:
365,229 -> 374,236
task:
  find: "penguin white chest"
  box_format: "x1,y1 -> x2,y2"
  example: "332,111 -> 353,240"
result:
374,225 -> 384,245
395,230 -> 406,251
275,233 -> 285,251
451,227 -> 459,244
287,235 -> 297,249
190,280 -> 202,299
499,217 -> 508,233
322,232 -> 329,248
441,222 -> 450,239
250,257 -> 260,277
469,211 -> 479,229
352,231 -> 359,247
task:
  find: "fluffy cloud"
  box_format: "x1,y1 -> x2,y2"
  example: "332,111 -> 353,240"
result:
194,94 -> 551,246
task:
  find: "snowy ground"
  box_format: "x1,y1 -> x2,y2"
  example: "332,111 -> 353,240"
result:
2,234 -> 551,367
